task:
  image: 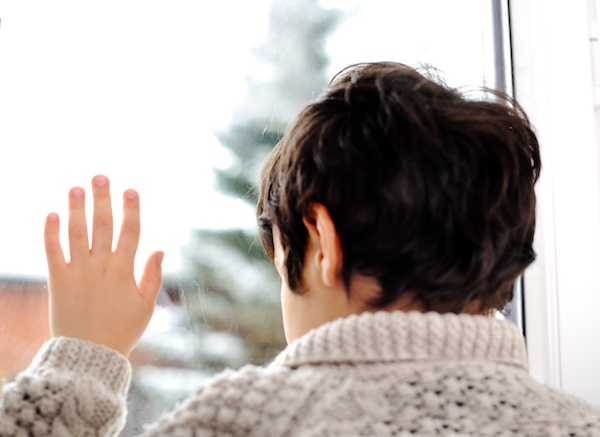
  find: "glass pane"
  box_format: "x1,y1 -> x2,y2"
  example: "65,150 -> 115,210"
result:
0,1 -> 500,433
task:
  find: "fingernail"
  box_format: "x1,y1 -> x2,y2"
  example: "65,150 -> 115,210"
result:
125,189 -> 138,200
47,213 -> 59,223
71,187 -> 84,198
157,252 -> 164,267
93,175 -> 108,187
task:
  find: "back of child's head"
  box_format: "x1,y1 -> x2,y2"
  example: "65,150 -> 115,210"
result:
257,61 -> 541,313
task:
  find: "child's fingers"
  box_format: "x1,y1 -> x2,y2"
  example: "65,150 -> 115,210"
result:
44,213 -> 66,270
68,186 -> 89,263
138,251 -> 163,305
91,175 -> 114,256
115,189 -> 141,260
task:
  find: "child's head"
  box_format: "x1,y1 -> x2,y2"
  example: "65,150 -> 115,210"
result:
257,61 -> 540,326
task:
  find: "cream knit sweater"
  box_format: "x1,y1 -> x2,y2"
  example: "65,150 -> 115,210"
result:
1,311 -> 599,436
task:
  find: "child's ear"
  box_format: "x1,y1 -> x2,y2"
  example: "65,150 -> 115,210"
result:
302,204 -> 343,287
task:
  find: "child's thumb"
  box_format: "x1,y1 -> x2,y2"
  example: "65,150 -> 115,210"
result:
139,251 -> 164,304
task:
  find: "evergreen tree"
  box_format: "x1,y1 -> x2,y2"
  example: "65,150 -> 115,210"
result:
182,0 -> 342,367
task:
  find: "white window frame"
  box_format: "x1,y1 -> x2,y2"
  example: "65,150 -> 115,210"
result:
511,0 -> 600,407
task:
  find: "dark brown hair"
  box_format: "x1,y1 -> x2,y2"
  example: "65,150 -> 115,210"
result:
257,62 -> 541,313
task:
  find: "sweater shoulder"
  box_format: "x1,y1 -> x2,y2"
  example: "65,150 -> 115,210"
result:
143,363 -> 328,437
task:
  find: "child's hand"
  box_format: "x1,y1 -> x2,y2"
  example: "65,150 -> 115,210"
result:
44,175 -> 163,357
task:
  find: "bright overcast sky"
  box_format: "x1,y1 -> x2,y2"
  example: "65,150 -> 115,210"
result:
0,0 -> 491,278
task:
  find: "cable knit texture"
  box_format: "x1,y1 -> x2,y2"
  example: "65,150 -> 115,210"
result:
1,311 -> 599,436
0,337 -> 130,436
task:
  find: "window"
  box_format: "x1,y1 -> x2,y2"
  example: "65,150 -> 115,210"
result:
0,1 -> 507,432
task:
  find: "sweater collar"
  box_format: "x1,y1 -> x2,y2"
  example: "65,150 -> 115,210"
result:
273,310 -> 528,371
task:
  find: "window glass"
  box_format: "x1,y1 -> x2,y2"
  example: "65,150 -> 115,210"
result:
0,1 -> 500,432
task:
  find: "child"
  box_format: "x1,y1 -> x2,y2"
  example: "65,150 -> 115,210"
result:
1,61 -> 599,436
